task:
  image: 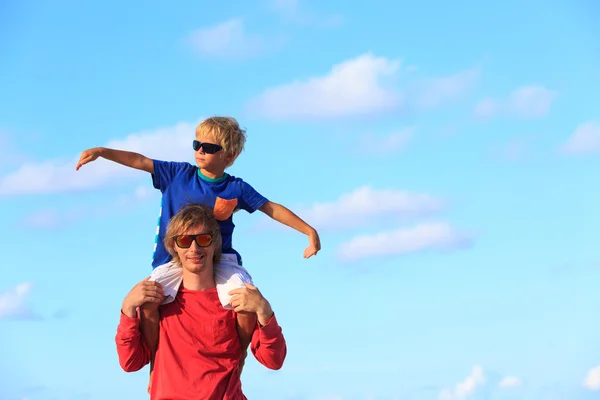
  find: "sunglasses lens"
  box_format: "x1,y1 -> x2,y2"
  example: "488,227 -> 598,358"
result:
195,234 -> 213,247
201,143 -> 221,154
174,234 -> 213,248
192,141 -> 221,154
175,235 -> 193,248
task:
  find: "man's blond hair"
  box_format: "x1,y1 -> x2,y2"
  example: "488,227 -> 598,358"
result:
164,203 -> 222,265
196,117 -> 246,167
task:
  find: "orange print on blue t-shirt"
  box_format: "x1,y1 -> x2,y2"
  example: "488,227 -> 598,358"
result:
213,197 -> 238,221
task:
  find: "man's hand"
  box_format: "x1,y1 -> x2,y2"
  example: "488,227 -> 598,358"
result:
76,147 -> 104,170
229,283 -> 274,325
122,278 -> 164,318
303,229 -> 321,258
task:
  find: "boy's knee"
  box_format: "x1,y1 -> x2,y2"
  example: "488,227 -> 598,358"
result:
237,313 -> 257,332
140,305 -> 160,321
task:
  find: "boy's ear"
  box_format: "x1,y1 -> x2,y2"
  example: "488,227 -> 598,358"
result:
223,152 -> 236,164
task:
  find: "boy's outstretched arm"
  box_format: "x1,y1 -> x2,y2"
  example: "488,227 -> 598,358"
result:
259,201 -> 321,258
76,147 -> 154,173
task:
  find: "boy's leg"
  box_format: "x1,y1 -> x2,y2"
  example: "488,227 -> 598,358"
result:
140,304 -> 160,394
214,254 -> 256,376
236,312 -> 257,375
143,260 -> 183,393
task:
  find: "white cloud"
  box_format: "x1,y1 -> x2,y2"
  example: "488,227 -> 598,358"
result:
270,0 -> 343,27
509,86 -> 557,117
271,0 -> 300,16
473,98 -> 497,118
20,207 -> 93,230
498,376 -> 521,388
0,129 -> 30,168
584,365 -> 600,390
0,282 -> 36,319
20,209 -> 64,229
382,131 -> 411,150
19,185 -> 159,229
0,121 -> 196,196
290,186 -> 444,232
412,68 -> 479,110
186,18 -> 263,58
473,85 -> 557,119
362,128 -> 413,154
490,139 -> 526,161
247,53 -> 401,120
133,185 -> 154,199
439,366 -> 486,400
337,221 -> 471,262
561,121 -> 600,154
312,396 -> 343,400
247,53 -> 478,120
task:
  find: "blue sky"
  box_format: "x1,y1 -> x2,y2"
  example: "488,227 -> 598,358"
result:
1,0 -> 600,399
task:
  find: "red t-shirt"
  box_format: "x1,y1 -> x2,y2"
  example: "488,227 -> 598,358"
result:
115,287 -> 287,400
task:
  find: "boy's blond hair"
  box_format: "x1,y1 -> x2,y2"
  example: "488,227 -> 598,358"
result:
196,117 -> 246,167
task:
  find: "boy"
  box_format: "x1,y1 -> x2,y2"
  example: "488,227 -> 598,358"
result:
76,117 -> 320,380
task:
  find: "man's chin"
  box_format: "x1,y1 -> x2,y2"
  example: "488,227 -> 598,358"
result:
182,262 -> 208,273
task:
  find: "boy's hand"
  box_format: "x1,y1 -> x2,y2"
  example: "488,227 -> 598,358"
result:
121,278 -> 164,318
76,147 -> 103,170
229,282 -> 274,325
303,229 -> 321,258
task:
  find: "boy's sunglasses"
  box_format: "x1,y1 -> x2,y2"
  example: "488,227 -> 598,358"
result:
193,140 -> 222,154
173,233 -> 213,248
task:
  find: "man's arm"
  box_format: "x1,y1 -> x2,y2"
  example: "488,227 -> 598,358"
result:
115,278 -> 164,372
250,312 -> 287,370
76,147 -> 154,173
116,311 -> 152,372
259,201 -> 321,258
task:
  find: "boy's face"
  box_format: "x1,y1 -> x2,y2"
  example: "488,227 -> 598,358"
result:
194,132 -> 232,172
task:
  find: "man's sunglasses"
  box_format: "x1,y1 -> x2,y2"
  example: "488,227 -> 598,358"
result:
193,140 -> 223,154
173,233 -> 214,248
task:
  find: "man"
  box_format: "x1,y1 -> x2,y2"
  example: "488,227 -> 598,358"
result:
115,203 -> 287,399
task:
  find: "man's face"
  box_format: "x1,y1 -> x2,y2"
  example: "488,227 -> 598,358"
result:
173,223 -> 215,274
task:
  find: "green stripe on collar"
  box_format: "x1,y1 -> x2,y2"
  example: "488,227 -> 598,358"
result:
197,169 -> 228,182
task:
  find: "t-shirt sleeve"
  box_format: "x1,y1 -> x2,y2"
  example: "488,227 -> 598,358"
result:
238,180 -> 268,213
115,311 -> 151,372
152,160 -> 187,191
250,313 -> 287,370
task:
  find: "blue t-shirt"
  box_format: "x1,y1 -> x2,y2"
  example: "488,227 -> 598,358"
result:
151,160 -> 268,268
